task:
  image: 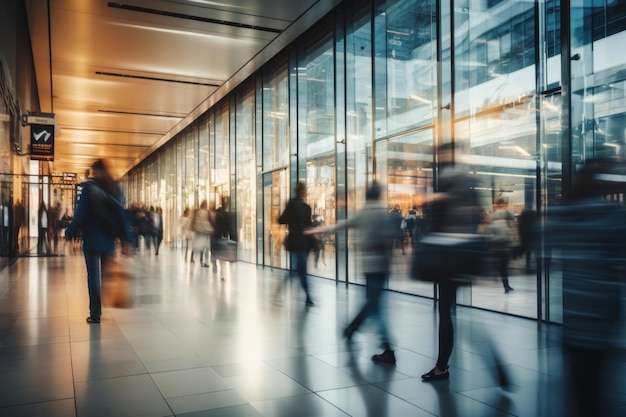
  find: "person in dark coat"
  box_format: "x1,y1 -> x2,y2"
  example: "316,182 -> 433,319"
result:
274,181 -> 314,306
66,159 -> 131,324
420,143 -> 508,386
544,158 -> 626,417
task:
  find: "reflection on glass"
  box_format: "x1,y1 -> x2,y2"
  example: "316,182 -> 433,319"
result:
299,28 -> 337,279
236,86 -> 257,263
263,56 -> 289,170
374,0 -> 437,137
263,170 -> 289,269
376,130 -> 433,298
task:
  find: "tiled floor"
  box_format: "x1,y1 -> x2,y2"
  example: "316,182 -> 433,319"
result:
0,248 -> 624,417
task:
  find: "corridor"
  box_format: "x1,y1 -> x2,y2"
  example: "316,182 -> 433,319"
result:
0,249 -> 624,417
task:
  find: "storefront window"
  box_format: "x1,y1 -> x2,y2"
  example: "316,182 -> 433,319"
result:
374,0 -> 437,137
298,26 -> 337,279
235,85 -> 257,263
262,56 -> 289,170
213,102 -> 230,208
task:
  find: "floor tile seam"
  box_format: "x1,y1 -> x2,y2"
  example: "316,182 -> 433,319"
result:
455,389 -> 518,416
316,382 -> 438,417
65,284 -> 80,417
0,396 -> 76,411
160,387 -> 238,401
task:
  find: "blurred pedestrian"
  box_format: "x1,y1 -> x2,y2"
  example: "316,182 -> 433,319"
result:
485,198 -> 517,293
213,196 -> 237,278
179,207 -> 193,261
419,143 -> 507,385
517,206 -> 537,272
388,205 -> 405,254
190,200 -> 214,267
37,201 -> 50,255
308,181 -> 396,363
66,159 -> 131,324
545,158 -> 626,417
275,181 -> 314,306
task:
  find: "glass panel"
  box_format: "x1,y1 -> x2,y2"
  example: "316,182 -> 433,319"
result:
235,85 -> 257,263
374,0 -> 437,137
198,115 -> 209,205
346,0 -> 373,284
263,169 -> 289,269
453,0 -> 537,318
214,102 -> 230,209
298,28 -> 337,279
378,129 -> 434,297
263,57 -> 289,170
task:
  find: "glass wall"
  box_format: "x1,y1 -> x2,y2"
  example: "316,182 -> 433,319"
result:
121,0 -> 626,323
235,83 -> 257,263
298,24 -> 337,279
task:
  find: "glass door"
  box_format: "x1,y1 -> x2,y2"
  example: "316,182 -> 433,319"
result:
263,169 -> 289,269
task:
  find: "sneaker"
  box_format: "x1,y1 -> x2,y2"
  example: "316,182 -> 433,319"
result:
86,316 -> 100,324
372,349 -> 396,364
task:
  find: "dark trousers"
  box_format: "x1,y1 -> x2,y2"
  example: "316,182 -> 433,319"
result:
436,280 -> 457,370
346,273 -> 391,349
564,345 -> 610,417
276,251 -> 312,302
84,252 -> 112,319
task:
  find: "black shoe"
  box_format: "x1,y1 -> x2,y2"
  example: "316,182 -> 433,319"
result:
505,286 -> 514,293
305,299 -> 314,307
421,367 -> 449,381
86,317 -> 100,324
372,349 -> 396,364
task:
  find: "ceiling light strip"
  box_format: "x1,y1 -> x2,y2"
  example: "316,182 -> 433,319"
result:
97,109 -> 185,118
60,126 -> 166,135
107,2 -> 282,34
95,71 -> 220,87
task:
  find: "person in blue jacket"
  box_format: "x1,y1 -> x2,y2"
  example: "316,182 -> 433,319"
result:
66,159 -> 131,324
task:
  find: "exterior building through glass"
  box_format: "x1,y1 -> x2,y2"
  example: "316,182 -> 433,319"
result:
120,0 -> 626,323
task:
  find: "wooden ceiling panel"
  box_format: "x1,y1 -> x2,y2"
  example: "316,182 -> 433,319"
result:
25,0 -> 336,178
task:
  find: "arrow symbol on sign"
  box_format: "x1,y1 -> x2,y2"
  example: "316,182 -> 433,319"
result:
33,130 -> 51,142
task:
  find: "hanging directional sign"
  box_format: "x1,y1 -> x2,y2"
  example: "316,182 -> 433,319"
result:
30,123 -> 55,160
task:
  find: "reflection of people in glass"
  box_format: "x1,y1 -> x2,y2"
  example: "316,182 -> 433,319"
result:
275,181 -> 314,306
308,182 -> 396,363
545,158 -> 626,417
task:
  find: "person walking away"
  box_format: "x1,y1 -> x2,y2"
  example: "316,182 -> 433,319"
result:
486,198 -> 516,293
38,201 -> 50,255
213,196 -> 237,278
65,159 -> 131,324
179,208 -> 192,261
388,205 -> 405,254
517,207 -> 537,272
307,181 -> 396,363
190,200 -> 214,267
275,181 -> 314,306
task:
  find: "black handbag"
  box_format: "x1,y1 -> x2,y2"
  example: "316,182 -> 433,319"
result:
412,233 -> 487,282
